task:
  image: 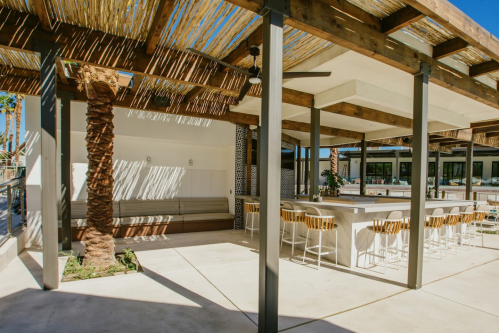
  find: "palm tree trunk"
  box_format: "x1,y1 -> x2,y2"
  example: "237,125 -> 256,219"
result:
329,148 -> 338,174
4,111 -> 10,152
14,94 -> 23,163
79,66 -> 119,268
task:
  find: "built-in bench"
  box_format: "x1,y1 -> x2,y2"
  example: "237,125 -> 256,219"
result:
57,197 -> 234,241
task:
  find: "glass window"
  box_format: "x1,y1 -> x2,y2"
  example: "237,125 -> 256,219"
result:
443,162 -> 482,186
366,162 -> 392,184
399,162 -> 435,185
492,162 -> 499,186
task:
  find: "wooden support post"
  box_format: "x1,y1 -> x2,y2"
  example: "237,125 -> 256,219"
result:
304,148 -> 309,194
258,7 -> 283,332
309,108 -> 320,202
408,62 -> 431,290
58,90 -> 74,251
35,40 -> 60,290
466,140 -> 473,200
360,136 -> 367,195
435,151 -> 440,198
296,146 -> 301,196
246,128 -> 253,195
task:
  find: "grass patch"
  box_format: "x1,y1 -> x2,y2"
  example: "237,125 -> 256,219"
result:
477,229 -> 498,235
60,248 -> 141,282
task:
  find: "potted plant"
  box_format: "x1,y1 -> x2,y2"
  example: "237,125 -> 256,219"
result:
313,186 -> 323,202
321,169 -> 345,197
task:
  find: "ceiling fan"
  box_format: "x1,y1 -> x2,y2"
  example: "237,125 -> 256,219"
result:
188,45 -> 331,102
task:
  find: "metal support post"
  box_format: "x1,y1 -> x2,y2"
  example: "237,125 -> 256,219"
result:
7,185 -> 12,234
257,126 -> 261,196
309,108 -> 320,202
435,151 -> 440,198
296,146 -> 301,195
58,90 -> 74,251
360,136 -> 367,195
466,141 -> 473,200
258,6 -> 284,333
304,148 -> 309,194
20,179 -> 25,223
408,61 -> 431,290
35,40 -> 60,291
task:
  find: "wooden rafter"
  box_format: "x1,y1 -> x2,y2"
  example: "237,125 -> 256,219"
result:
381,5 -> 425,35
55,58 -> 68,84
144,0 -> 175,55
282,133 -> 300,146
322,102 -> 413,129
130,74 -> 143,94
469,61 -> 499,78
431,129 -> 473,141
473,126 -> 499,134
184,86 -> 207,103
224,0 -> 499,110
322,0 -> 381,31
33,0 -> 52,31
471,119 -> 499,128
433,37 -> 469,60
282,120 -> 363,140
221,24 -> 263,71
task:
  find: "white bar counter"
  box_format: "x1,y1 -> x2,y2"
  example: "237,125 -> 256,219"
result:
236,194 -> 483,268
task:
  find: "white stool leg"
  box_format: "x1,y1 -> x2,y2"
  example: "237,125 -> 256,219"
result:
364,231 -> 370,269
303,229 -> 310,263
396,234 -> 400,270
291,223 -> 296,257
318,230 -> 322,269
280,222 -> 286,250
244,212 -> 248,238
384,233 -> 388,274
251,213 -> 254,240
335,229 -> 338,267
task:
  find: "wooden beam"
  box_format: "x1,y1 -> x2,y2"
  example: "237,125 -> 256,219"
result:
221,24 -> 263,71
471,119 -> 499,128
321,0 -> 381,31
470,61 -> 499,78
473,133 -> 499,148
0,75 -> 259,126
144,0 -> 175,55
433,37 -> 469,60
473,125 -> 499,134
55,58 -> 68,84
184,86 -> 207,103
403,0 -> 499,64
381,5 -> 426,34
486,132 -> 499,138
322,102 -> 413,129
0,9 -> 313,109
374,137 -> 411,147
224,0 -> 499,110
282,119 -> 363,140
432,129 -> 473,141
281,132 -> 300,146
130,74 -> 143,94
33,0 -> 52,31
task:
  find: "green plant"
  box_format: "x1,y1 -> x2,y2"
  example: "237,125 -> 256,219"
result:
108,264 -> 126,275
119,248 -> 137,270
60,250 -> 82,276
321,169 -> 345,191
477,229 -> 498,235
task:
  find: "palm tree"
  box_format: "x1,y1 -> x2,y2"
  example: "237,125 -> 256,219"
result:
0,94 -> 14,152
329,148 -> 338,175
78,65 -> 119,269
14,94 -> 24,164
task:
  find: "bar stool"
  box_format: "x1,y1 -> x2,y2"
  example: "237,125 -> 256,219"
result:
244,201 -> 259,240
473,204 -> 487,247
459,206 -> 475,250
302,207 -> 338,269
280,201 -> 307,257
364,211 -> 403,274
400,217 -> 410,259
424,208 -> 445,261
441,207 -> 461,255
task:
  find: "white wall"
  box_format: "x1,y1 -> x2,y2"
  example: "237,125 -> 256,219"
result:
27,98 -> 237,245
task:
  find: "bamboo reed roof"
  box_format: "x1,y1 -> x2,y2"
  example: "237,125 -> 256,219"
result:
0,0 -> 498,117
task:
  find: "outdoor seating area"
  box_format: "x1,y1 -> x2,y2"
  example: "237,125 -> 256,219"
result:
57,198 -> 234,240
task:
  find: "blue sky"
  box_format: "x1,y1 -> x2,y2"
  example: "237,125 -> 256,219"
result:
0,93 -> 25,147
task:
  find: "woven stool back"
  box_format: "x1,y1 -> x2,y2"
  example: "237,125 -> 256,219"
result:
245,202 -> 260,214
445,207 -> 460,226
460,207 -> 474,224
305,207 -> 335,230
282,209 -> 305,223
372,219 -> 403,234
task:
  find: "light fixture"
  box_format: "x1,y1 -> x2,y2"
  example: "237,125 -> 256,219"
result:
249,125 -> 258,130
146,156 -> 151,164
189,159 -> 193,166
249,76 -> 261,84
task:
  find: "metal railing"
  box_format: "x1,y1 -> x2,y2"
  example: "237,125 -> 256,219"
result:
0,178 -> 25,247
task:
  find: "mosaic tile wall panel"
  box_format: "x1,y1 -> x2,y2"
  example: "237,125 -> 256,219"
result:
235,126 -> 296,228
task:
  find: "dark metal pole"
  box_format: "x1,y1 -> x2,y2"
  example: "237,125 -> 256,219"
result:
360,136 -> 367,195
309,108 -> 320,202
435,150 -> 440,198
304,148 -> 309,194
408,62 -> 431,290
35,40 -> 60,290
58,90 -> 74,251
296,146 -> 301,196
258,7 -> 283,333
256,126 -> 261,196
466,141 -> 473,200
246,128 -> 253,195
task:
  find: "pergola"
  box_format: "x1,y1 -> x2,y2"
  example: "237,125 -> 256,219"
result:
1,0 -> 499,332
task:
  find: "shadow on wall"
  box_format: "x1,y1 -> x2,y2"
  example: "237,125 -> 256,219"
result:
126,109 -> 213,127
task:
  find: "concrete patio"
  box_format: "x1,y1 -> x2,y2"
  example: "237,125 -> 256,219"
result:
1,229 -> 498,333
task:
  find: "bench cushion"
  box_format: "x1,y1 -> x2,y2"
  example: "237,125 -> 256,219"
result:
119,199 -> 180,217
121,215 -> 184,225
58,217 -> 121,228
57,201 -> 120,219
183,213 -> 234,222
179,198 -> 229,215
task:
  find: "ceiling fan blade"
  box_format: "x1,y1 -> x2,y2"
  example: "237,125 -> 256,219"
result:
282,72 -> 332,79
237,79 -> 253,102
187,48 -> 251,76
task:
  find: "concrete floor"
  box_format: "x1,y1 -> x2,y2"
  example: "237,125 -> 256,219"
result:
0,230 -> 498,332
